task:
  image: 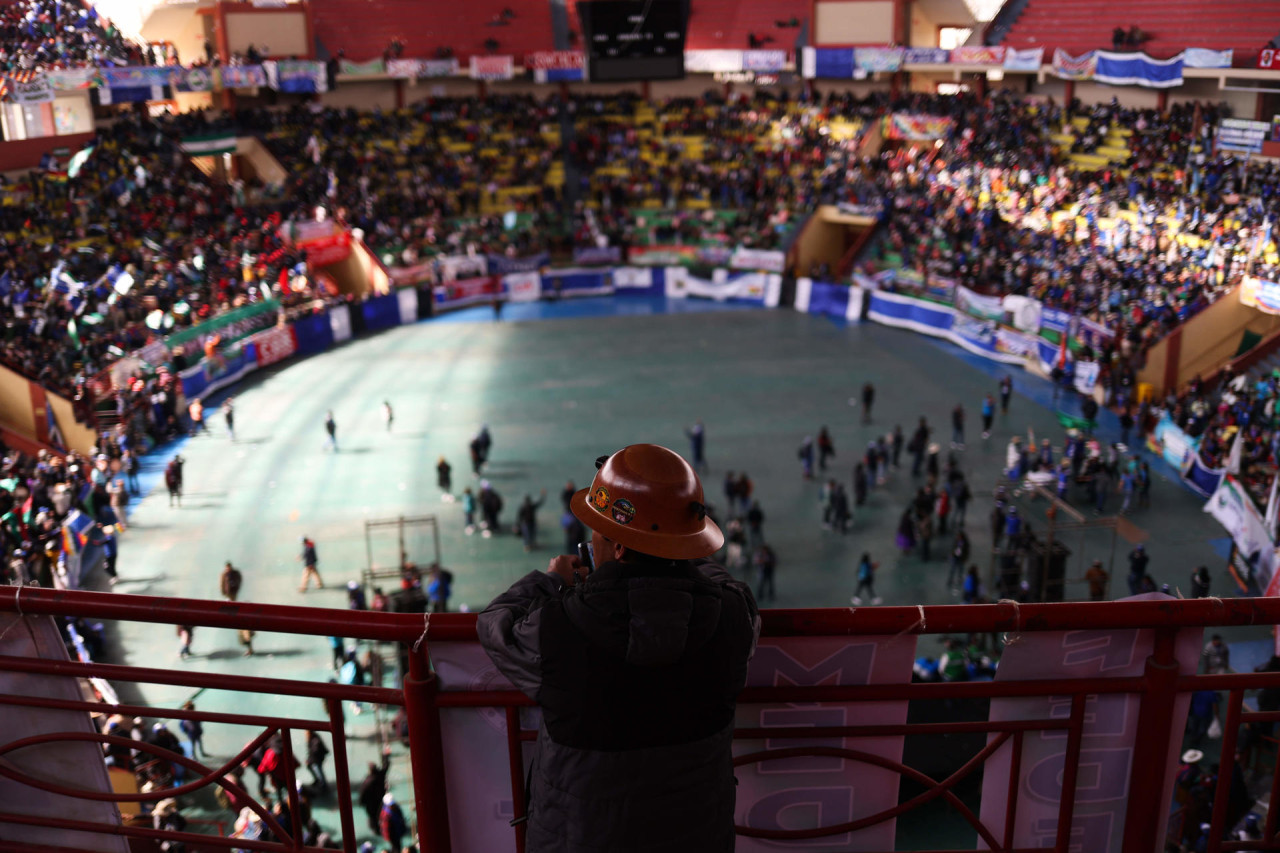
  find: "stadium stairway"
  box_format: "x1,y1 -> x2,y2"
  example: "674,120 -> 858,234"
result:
310,0 -> 555,62
999,0 -> 1280,58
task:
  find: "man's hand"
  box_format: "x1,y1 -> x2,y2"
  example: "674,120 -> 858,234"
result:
548,554 -> 587,586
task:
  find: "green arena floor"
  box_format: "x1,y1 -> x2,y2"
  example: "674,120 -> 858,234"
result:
94,299 -> 1249,848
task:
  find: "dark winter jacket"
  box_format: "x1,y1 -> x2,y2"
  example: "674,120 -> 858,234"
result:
478,558 -> 759,852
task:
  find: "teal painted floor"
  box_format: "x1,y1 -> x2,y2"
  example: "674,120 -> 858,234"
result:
98,302 -> 1249,848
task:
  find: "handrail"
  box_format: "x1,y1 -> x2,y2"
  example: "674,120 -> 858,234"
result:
7,584 -> 1280,640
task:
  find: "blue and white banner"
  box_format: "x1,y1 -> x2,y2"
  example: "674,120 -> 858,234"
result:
868,291 -> 1017,364
1073,360 -> 1101,395
1150,415 -> 1199,470
1183,48 -> 1232,68
729,247 -> 786,273
612,267 -> 657,292
534,67 -> 583,82
1002,295 -> 1043,333
854,47 -> 904,72
801,47 -> 860,80
1003,47 -> 1044,71
902,47 -> 950,64
1052,49 -> 1097,81
264,59 -> 328,93
955,285 -> 1004,322
807,281 -> 850,319
1040,307 -> 1074,335
503,271 -> 542,303
1184,453 -> 1225,498
541,269 -> 613,298
1093,51 -> 1184,88
485,252 -> 549,275
179,343 -> 257,401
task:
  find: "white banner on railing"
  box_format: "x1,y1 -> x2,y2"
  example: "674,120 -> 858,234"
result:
794,277 -> 812,313
665,268 -> 774,303
612,267 -> 653,290
329,303 -> 352,343
503,271 -> 542,302
979,605 -> 1201,853
396,287 -> 419,325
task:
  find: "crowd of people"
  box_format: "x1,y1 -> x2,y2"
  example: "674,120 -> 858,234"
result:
0,0 -> 155,74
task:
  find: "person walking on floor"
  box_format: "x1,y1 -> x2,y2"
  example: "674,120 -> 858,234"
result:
179,702 -> 206,758
949,529 -> 969,591
746,501 -> 764,548
1085,559 -> 1109,601
427,563 -> 453,613
220,561 -> 242,602
165,456 -> 183,508
305,730 -> 329,794
685,419 -> 707,472
981,393 -> 995,439
518,491 -> 548,551
909,418 -> 930,476
852,553 -> 880,605
1127,544 -> 1148,596
324,410 -> 338,452
999,375 -> 1013,415
358,754 -> 390,834
862,382 -> 875,423
437,456 -> 453,501
383,400 -> 394,432
298,537 -> 323,592
951,405 -> 965,450
755,542 -> 777,602
817,427 -> 835,472
177,624 -> 195,659
891,425 -> 904,468
223,398 -> 235,441
1190,565 -> 1211,598
380,793 -> 408,852
799,436 -> 815,479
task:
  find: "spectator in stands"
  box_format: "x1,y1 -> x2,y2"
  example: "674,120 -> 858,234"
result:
478,444 -> 758,852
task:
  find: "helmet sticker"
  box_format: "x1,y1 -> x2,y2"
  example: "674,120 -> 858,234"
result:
591,486 -> 611,513
611,498 -> 636,525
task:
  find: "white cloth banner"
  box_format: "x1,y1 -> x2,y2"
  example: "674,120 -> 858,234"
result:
979,603 -> 1202,853
1002,47 -> 1044,71
729,247 -> 786,273
1205,475 -> 1279,591
439,254 -> 488,281
329,303 -> 352,343
846,285 -> 864,321
684,50 -> 744,73
612,267 -> 652,290
503,271 -> 541,302
1183,48 -> 1233,68
1002,295 -> 1043,333
666,268 -> 772,302
11,74 -> 54,103
793,277 -> 812,313
396,287 -> 418,324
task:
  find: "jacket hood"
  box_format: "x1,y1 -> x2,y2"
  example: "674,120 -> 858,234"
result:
562,560 -> 724,668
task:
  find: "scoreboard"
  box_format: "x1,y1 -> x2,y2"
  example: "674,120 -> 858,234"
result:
577,0 -> 688,82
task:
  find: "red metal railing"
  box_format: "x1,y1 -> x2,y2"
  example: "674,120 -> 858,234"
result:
5,588 -> 1280,852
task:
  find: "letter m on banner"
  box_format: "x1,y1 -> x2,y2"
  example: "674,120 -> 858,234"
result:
734,636 -> 917,851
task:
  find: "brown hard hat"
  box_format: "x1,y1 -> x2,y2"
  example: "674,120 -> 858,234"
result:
571,444 -> 723,560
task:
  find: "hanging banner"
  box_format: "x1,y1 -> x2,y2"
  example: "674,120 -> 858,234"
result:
1240,276 -> 1280,314
902,47 -> 950,64
1002,47 -> 1044,71
388,260 -> 438,287
220,64 -> 267,88
955,285 -> 1004,322
527,51 -> 584,82
387,58 -> 458,78
684,50 -> 744,73
1052,49 -> 1097,80
1218,119 -> 1270,154
251,325 -> 297,368
435,276 -> 500,310
9,74 -> 54,103
1002,295 -> 1043,333
854,47 -> 904,72
265,60 -> 327,93
339,57 -> 386,75
1093,51 -> 1184,88
950,46 -> 1006,65
1258,49 -> 1280,70
800,47 -> 859,80
101,66 -> 171,88
742,50 -> 787,72
485,252 -> 549,275
572,246 -> 623,266
1183,47 -> 1233,68
170,66 -> 215,92
503,271 -> 542,303
166,299 -> 281,351
980,607 -> 1202,853
729,247 -> 786,273
1206,475 -> 1278,594
438,254 -> 488,281
329,303 -> 352,343
665,268 -> 777,305
302,232 -> 352,267
1076,317 -> 1114,349
44,67 -> 99,90
1073,360 -> 1100,394
996,327 -> 1039,360
1183,452 -> 1225,498
396,287 -> 419,324
612,267 -> 654,291
470,55 -> 514,81
1040,307 -> 1074,336
883,114 -> 953,141
1149,415 -> 1199,470
735,635 -> 917,851
181,133 -> 237,157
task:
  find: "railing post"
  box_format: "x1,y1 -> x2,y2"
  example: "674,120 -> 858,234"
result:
1121,628 -> 1181,852
404,646 -> 452,853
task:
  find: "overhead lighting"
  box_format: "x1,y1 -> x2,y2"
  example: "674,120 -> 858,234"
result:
962,0 -> 1005,22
